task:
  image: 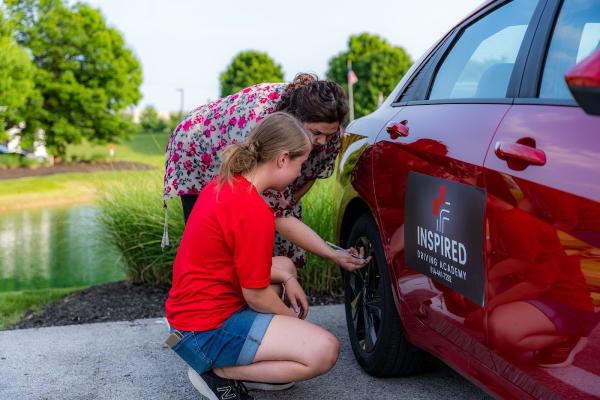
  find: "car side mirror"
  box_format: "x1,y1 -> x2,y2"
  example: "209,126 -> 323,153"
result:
565,49 -> 600,116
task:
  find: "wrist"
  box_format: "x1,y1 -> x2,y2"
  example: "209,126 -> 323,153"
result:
324,247 -> 338,261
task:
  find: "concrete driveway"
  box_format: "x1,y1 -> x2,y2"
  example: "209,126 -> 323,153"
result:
0,304 -> 490,399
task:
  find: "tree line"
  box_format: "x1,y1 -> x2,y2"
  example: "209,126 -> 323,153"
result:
1,0 -> 413,160
1,0 -> 142,161
142,34 -> 413,135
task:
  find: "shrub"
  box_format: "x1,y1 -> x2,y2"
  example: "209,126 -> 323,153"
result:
19,155 -> 40,168
0,153 -> 47,169
0,154 -> 21,169
300,177 -> 343,294
65,146 -> 108,164
98,172 -> 183,285
99,172 -> 342,294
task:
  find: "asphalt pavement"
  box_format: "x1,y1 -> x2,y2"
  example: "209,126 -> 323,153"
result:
0,304 -> 490,399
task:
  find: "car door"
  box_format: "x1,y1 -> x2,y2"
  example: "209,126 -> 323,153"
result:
370,0 -> 544,376
483,0 -> 600,398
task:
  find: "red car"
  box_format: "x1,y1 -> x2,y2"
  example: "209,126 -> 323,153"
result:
333,0 -> 600,398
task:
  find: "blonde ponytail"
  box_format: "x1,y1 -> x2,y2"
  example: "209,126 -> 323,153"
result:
218,112 -> 309,187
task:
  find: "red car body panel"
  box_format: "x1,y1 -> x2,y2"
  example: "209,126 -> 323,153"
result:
482,104 -> 600,398
334,0 -> 600,397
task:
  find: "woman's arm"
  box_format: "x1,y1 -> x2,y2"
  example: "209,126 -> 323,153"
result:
275,216 -> 370,271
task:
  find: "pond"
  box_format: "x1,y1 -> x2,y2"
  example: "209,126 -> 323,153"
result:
0,204 -> 126,292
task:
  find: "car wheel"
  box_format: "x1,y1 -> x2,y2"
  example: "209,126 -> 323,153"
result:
342,213 -> 430,376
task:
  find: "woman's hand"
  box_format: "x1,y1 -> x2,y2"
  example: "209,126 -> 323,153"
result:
274,217 -> 371,271
284,276 -> 309,319
329,246 -> 371,272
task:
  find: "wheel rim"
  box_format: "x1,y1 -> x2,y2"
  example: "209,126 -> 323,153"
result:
347,235 -> 383,354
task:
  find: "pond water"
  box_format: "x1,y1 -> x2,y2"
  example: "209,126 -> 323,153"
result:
0,204 -> 126,292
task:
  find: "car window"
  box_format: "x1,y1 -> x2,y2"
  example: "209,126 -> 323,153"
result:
429,0 -> 538,100
539,0 -> 600,100
397,50 -> 441,102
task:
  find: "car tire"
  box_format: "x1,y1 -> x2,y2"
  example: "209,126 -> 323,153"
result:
342,213 -> 430,376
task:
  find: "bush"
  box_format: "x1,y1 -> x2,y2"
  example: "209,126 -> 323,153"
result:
138,105 -> 168,134
99,172 -> 342,294
0,154 -> 21,169
0,153 -> 47,169
0,287 -> 86,330
99,172 -> 183,285
300,177 -> 343,294
65,147 -> 108,164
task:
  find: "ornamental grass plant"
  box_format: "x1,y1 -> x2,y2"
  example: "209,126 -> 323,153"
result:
99,172 -> 342,294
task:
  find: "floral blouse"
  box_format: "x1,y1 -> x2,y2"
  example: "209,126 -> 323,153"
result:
163,83 -> 341,267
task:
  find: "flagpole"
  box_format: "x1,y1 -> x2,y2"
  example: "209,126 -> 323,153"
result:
347,60 -> 355,122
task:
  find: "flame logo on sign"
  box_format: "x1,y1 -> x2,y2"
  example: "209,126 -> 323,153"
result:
432,185 -> 451,233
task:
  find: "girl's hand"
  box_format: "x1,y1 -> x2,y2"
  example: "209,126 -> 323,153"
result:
284,276 -> 309,319
330,246 -> 371,272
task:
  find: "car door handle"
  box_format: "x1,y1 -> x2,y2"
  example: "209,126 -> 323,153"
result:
385,120 -> 409,139
494,141 -> 546,166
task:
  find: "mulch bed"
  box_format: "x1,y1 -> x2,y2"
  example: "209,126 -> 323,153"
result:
6,281 -> 344,330
0,161 -> 154,180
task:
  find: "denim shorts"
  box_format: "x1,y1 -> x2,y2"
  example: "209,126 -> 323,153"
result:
168,307 -> 273,374
526,298 -> 598,337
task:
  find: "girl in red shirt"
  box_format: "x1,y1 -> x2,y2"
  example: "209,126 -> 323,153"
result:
165,112 -> 362,400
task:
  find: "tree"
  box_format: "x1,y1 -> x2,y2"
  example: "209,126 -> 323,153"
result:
139,105 -> 167,134
326,33 -> 413,119
166,111 -> 184,134
4,0 -> 142,161
0,11 -> 37,142
219,50 -> 284,97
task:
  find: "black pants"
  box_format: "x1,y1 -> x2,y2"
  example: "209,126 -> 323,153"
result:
181,194 -> 198,225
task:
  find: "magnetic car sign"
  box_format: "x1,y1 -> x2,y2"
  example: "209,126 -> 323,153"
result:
404,172 -> 486,306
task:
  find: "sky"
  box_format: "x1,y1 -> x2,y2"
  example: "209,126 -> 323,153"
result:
85,0 -> 483,113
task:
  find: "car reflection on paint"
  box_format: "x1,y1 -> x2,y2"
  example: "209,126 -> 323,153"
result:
331,0 -> 600,398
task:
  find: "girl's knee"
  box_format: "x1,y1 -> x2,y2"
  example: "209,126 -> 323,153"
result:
309,333 -> 340,375
273,256 -> 297,278
488,310 -> 518,350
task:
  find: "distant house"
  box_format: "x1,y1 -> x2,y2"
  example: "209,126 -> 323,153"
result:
3,124 -> 50,160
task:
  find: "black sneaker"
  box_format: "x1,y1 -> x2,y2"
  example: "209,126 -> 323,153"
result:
187,367 -> 253,400
242,380 -> 295,391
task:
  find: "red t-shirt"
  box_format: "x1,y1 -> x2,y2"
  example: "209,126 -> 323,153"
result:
165,176 -> 274,331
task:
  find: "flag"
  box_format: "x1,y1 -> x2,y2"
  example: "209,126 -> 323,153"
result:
377,92 -> 385,107
347,60 -> 358,86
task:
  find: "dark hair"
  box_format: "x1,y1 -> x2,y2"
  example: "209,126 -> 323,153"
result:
218,112 -> 310,188
276,73 -> 349,125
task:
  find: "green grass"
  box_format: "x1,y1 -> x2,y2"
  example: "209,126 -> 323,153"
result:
301,176 -> 342,294
0,286 -> 87,330
0,170 -> 162,210
98,171 -> 182,285
0,154 -> 46,169
0,133 -> 170,326
0,133 -> 170,209
97,170 -> 342,293
0,170 -> 148,196
1,132 -> 342,325
65,132 -> 169,168
114,133 -> 169,168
